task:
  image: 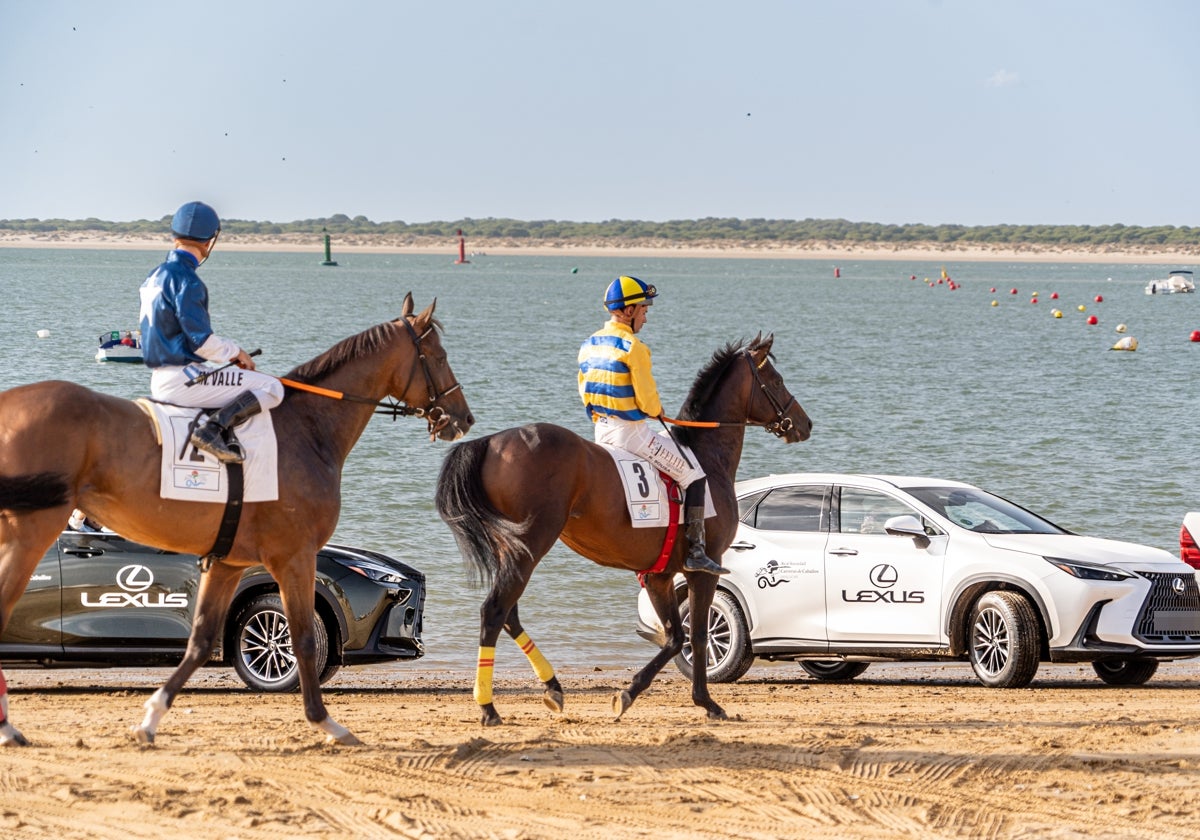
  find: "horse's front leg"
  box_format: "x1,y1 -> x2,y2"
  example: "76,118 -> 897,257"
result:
277,563 -> 359,746
613,573 -> 686,721
504,603 -> 563,714
684,574 -> 727,720
131,561 -> 242,745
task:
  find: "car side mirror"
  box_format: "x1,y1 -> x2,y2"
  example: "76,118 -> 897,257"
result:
884,515 -> 930,548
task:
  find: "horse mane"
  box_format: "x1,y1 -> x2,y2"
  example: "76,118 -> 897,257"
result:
284,317 -> 443,384
674,335 -> 771,448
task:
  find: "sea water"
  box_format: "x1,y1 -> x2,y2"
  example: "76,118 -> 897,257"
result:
1,248 -> 1197,671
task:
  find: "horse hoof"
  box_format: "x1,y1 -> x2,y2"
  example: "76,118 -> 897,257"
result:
327,731 -> 362,746
129,726 -> 155,746
612,690 -> 634,721
481,712 -> 503,727
0,725 -> 29,747
543,689 -> 564,714
707,707 -> 728,722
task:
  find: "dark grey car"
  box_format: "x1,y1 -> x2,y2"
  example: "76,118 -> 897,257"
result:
1,527 -> 425,691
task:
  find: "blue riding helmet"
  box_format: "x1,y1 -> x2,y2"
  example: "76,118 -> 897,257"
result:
171,201 -> 221,241
604,275 -> 658,311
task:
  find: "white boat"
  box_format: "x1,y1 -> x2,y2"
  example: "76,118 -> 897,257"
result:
1145,269 -> 1195,295
95,329 -> 143,363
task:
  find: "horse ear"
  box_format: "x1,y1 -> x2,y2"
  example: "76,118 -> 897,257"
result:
415,297 -> 438,327
401,292 -> 415,319
750,332 -> 774,363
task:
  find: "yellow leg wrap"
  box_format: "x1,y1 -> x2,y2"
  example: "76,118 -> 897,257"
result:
474,646 -> 496,705
514,631 -> 556,683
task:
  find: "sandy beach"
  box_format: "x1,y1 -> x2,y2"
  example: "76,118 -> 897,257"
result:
1,230 -> 1197,264
3,661 -> 1200,839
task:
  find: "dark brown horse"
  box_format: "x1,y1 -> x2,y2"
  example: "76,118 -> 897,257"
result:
435,333 -> 810,725
0,294 -> 472,746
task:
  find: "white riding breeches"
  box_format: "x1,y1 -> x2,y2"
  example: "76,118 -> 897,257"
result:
592,415 -> 705,488
150,365 -> 284,411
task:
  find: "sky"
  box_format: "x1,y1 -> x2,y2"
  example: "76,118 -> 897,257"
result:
2,1 -> 1198,228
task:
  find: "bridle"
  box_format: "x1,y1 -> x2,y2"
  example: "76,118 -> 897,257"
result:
280,316 -> 462,435
744,350 -> 797,438
393,317 -> 463,433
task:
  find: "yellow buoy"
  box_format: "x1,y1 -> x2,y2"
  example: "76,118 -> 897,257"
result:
991,300 -> 999,307
1111,336 -> 1138,351
1078,304 -> 1087,312
1052,309 -> 1063,318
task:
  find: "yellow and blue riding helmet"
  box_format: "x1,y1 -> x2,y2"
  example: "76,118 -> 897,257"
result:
604,275 -> 657,311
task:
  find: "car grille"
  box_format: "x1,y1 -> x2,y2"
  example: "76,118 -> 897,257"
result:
1135,572 -> 1200,643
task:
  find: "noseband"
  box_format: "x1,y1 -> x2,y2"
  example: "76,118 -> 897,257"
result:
745,351 -> 797,438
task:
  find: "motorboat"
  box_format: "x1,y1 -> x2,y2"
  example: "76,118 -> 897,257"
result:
1145,270 -> 1195,295
95,329 -> 143,363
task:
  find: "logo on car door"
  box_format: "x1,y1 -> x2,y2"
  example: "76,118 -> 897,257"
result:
80,564 -> 190,608
842,564 -> 925,604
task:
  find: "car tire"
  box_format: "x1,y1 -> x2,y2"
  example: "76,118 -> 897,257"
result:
231,593 -> 330,692
1092,659 -> 1159,686
674,589 -> 755,684
968,591 -> 1041,688
799,661 -> 870,682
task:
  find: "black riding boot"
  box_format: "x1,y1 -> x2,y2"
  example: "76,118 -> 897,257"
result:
683,480 -> 729,576
190,390 -> 262,463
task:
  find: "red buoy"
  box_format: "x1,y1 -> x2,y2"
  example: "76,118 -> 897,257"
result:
455,229 -> 470,265
834,266 -> 841,278
1190,330 -> 1200,342
1087,315 -> 1098,325
1010,288 -> 1018,295
1050,292 -> 1059,299
1094,294 -> 1104,303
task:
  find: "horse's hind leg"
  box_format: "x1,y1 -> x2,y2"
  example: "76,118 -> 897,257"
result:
276,558 -> 359,746
476,567 -> 536,727
613,572 -> 687,721
504,603 -> 563,714
1,507 -> 73,746
131,561 -> 242,745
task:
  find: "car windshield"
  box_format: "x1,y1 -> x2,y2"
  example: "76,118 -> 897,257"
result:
905,487 -> 1068,534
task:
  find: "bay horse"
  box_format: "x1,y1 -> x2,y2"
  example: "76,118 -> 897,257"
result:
435,333 -> 810,726
0,293 -> 473,747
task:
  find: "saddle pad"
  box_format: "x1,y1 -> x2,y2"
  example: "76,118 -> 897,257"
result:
602,444 -> 715,528
135,399 -> 280,503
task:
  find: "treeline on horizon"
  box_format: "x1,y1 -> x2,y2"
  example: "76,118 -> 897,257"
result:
3,215 -> 1199,247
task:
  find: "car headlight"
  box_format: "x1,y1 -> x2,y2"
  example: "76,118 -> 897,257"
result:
341,559 -> 409,584
1044,556 -> 1136,581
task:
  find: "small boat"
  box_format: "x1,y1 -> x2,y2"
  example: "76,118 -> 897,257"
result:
96,329 -> 143,363
1145,270 -> 1195,295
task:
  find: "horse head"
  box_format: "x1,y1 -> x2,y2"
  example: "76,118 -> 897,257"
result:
396,293 -> 474,441
744,333 -> 812,443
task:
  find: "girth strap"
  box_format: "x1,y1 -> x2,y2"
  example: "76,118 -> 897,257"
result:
199,461 -> 244,571
638,473 -> 684,587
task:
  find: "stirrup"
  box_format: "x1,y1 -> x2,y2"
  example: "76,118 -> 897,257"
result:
190,426 -> 246,464
685,553 -> 730,576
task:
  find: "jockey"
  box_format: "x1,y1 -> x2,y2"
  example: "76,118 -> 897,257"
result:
139,201 -> 284,463
578,276 -> 728,576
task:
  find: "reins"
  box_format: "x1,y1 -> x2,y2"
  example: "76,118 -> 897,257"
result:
660,350 -> 796,437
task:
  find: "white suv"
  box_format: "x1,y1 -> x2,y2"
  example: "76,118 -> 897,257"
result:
636,474 -> 1200,687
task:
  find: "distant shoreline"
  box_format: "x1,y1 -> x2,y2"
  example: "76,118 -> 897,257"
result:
1,231 -> 1196,265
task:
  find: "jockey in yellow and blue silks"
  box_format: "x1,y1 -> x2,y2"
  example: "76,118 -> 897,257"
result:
139,201 -> 284,464
578,276 -> 728,576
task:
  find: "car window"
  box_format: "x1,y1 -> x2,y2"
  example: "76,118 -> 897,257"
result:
750,485 -> 830,532
905,486 -> 1068,534
837,487 -> 922,535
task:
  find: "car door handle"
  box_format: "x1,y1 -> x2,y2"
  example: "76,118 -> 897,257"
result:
729,540 -> 756,551
829,547 -> 859,556
63,548 -> 105,558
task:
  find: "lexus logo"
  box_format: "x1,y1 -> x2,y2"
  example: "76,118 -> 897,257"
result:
116,565 -> 155,593
1173,577 -> 1186,595
869,564 -> 899,588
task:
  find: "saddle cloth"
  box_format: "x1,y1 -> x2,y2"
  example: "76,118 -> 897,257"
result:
601,443 -> 715,528
135,399 -> 280,503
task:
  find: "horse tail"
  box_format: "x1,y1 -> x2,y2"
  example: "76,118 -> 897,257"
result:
0,472 -> 71,512
435,436 -> 530,589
